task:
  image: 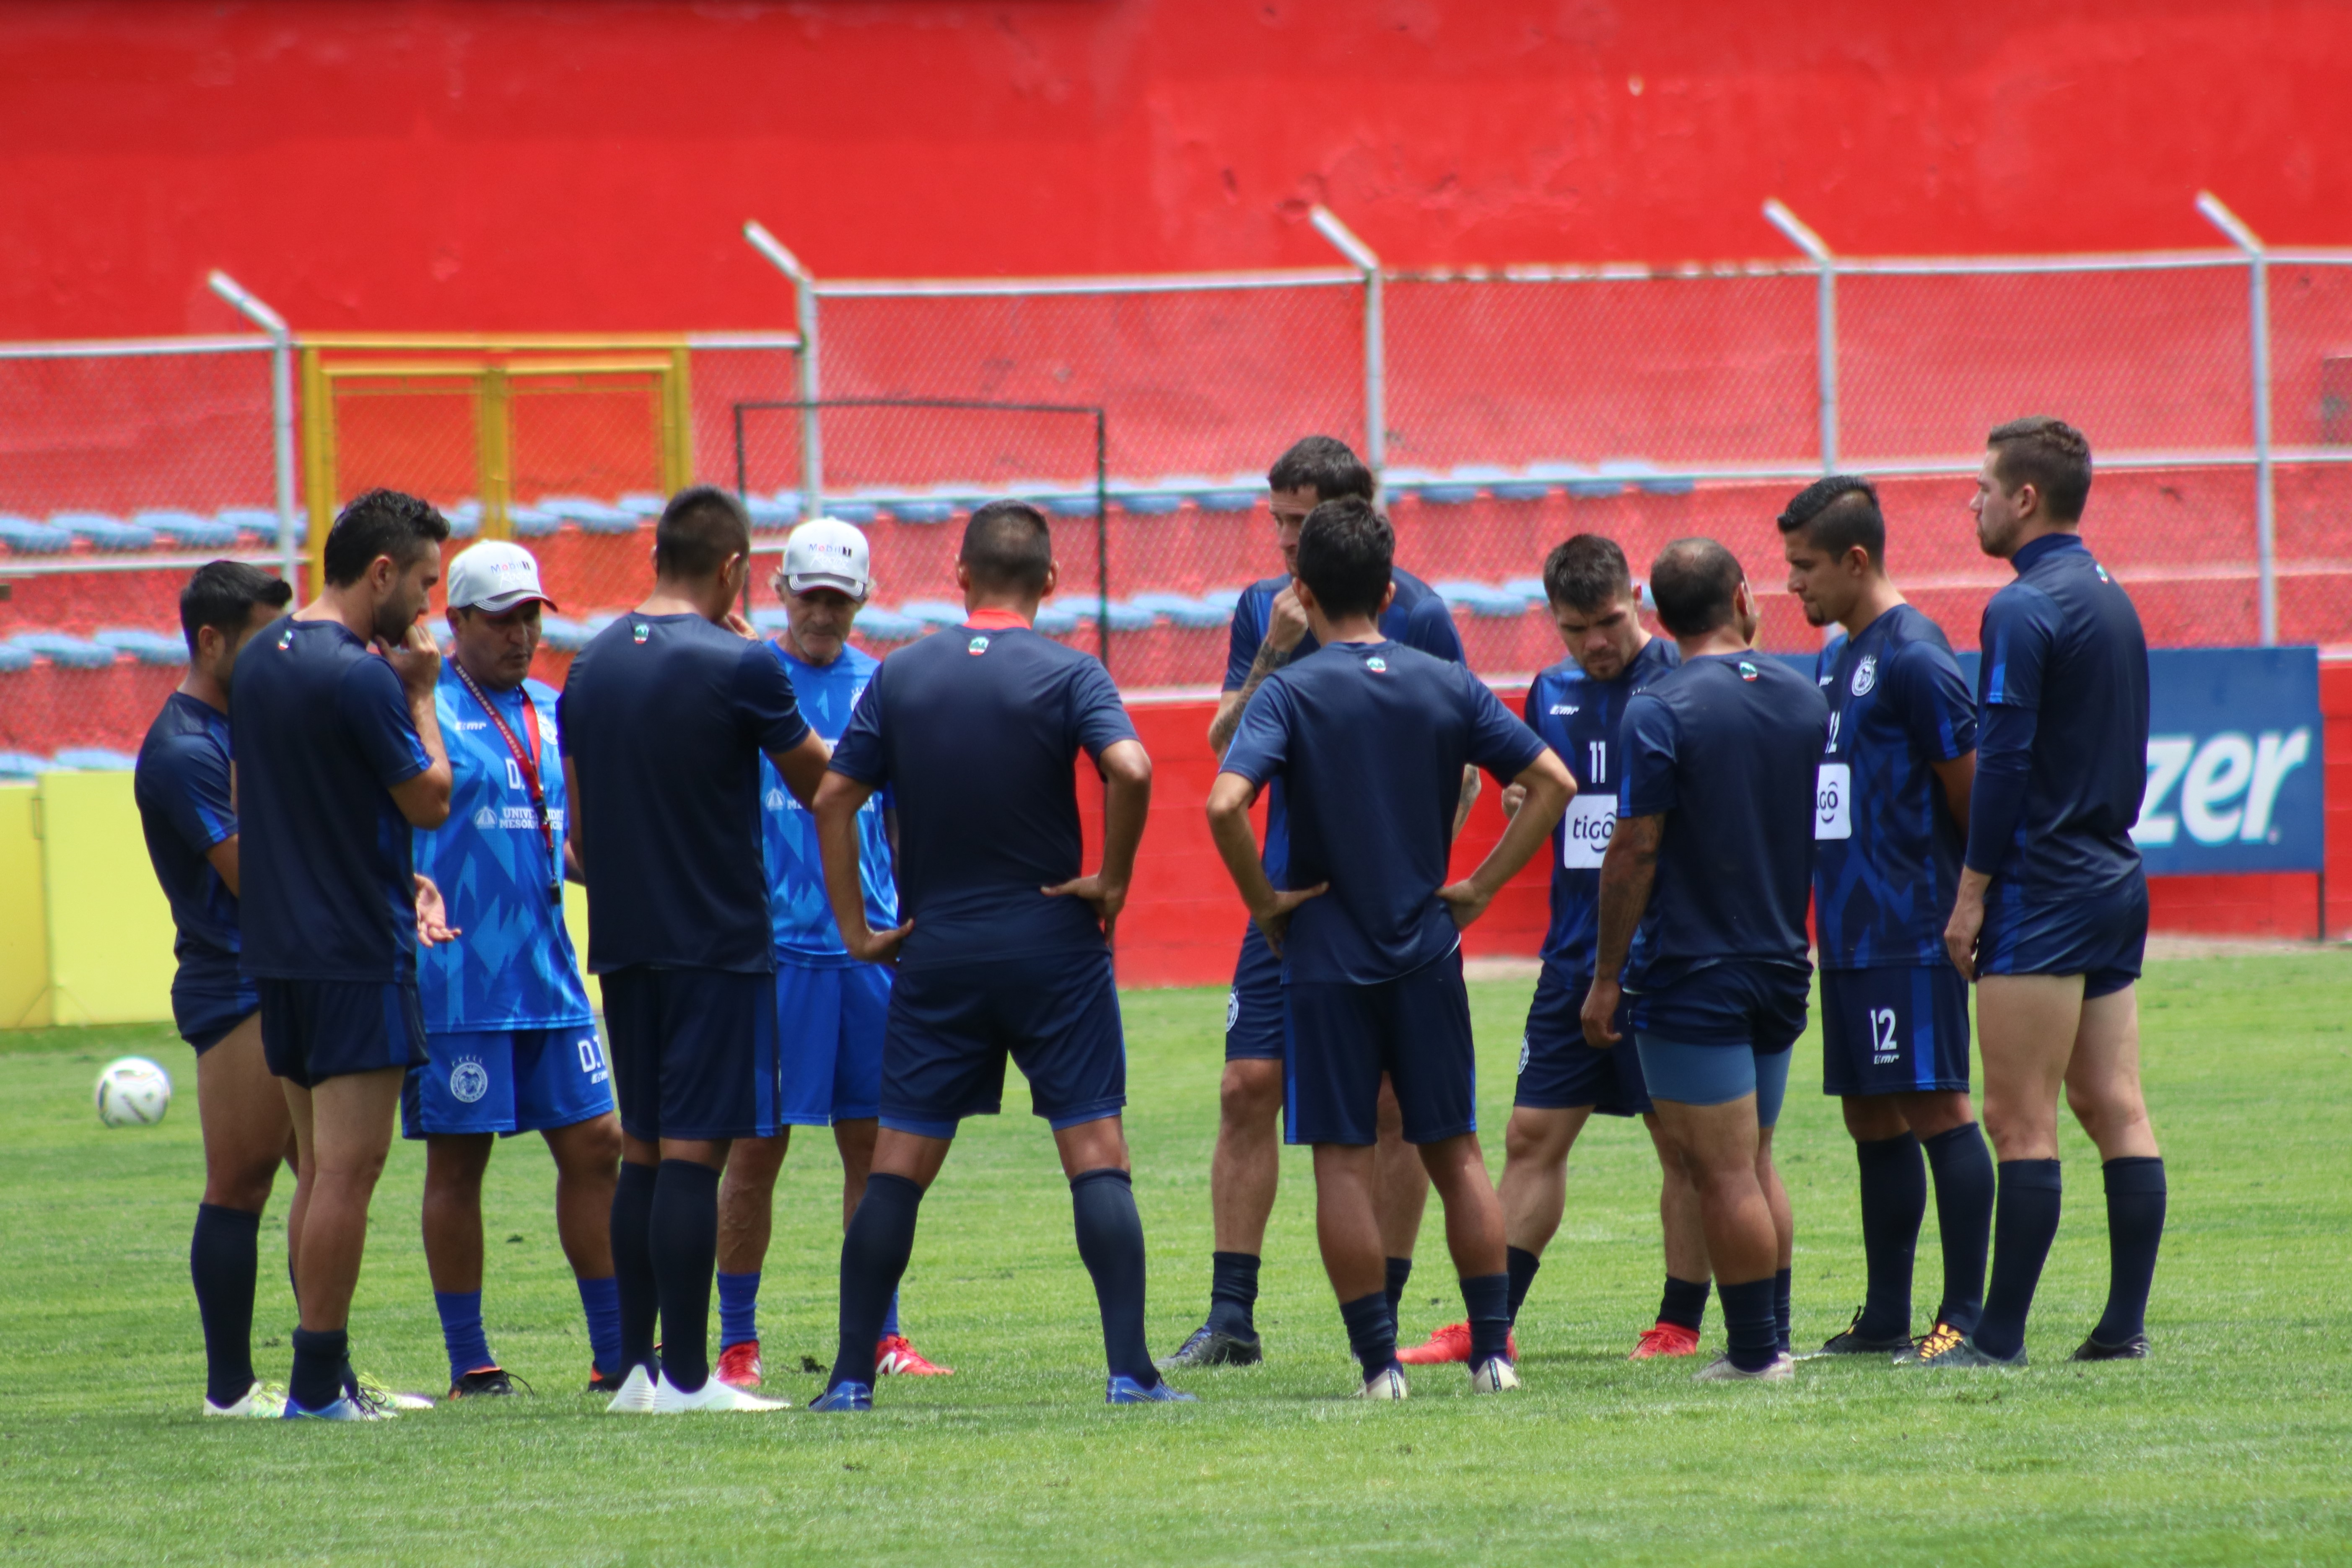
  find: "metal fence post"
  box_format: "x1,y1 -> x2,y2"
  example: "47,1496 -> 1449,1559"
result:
206,271 -> 300,593
1763,200 -> 1838,473
1310,206 -> 1384,476
2196,192 -> 2276,645
743,221 -> 823,521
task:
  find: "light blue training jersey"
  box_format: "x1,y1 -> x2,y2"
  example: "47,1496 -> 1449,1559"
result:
413,670 -> 594,1032
762,639 -> 899,967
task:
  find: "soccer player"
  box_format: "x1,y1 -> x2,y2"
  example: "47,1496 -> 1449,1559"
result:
559,487 -> 832,1414
135,560 -> 294,1417
1211,498 -> 1574,1399
710,518 -> 949,1389
1580,539 -> 1827,1383
231,489 -> 458,1420
1778,477 -> 1998,1361
1427,534 -> 1715,1366
1172,434 -> 1476,1370
811,500 -> 1181,1410
403,540 -> 624,1398
1936,417 -> 2164,1368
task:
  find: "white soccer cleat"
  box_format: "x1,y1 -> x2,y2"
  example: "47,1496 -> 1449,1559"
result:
1692,1351 -> 1795,1384
1355,1364 -> 1410,1401
650,1371 -> 790,1412
1469,1356 -> 1521,1394
202,1380 -> 286,1418
604,1364 -> 659,1414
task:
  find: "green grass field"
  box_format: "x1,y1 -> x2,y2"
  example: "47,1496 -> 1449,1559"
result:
2,954 -> 2347,1566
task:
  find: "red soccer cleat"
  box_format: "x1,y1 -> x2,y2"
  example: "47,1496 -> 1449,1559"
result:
875,1333 -> 954,1376
1629,1321 -> 1702,1360
714,1340 -> 764,1389
1396,1321 -> 1519,1366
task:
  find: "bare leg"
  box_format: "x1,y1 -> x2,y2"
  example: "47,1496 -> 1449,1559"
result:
284,1067 -> 406,1332
1645,1114 -> 1711,1285
1311,1143 -> 1385,1303
544,1112 -> 622,1279
1650,1096 -> 1776,1287
420,1134 -> 494,1294
716,1130 -> 789,1276
1209,1059 -> 1283,1253
1416,1131 -> 1507,1279
1372,1073 -> 1430,1262
196,1015 -> 289,1213
834,1117 -> 878,1230
1498,1104 -> 1590,1256
2064,989 -> 2158,1160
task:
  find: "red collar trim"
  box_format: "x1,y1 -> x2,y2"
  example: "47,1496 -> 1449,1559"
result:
964,607 -> 1032,630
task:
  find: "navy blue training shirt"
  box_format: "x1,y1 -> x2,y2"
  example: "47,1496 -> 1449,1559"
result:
1967,532 -> 2150,901
230,617 -> 432,982
558,612 -> 811,974
1618,652 -> 1827,991
1813,604 -> 1978,969
1525,636 -> 1680,982
1221,640 -> 1548,986
1222,568 -> 1464,884
135,691 -> 250,1010
828,619 -> 1138,971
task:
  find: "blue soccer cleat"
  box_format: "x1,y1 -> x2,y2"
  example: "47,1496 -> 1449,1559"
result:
280,1394 -> 384,1421
811,1381 -> 873,1412
1107,1375 -> 1197,1405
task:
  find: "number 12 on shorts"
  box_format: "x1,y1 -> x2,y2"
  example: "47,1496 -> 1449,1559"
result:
1869,1006 -> 1898,1065
1815,762 -> 1851,840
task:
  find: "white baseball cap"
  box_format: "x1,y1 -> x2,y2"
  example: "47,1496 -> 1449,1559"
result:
445,539 -> 558,614
783,517 -> 871,599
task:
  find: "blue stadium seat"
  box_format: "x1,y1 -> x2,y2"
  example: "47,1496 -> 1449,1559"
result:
1431,580 -> 1530,619
619,492 -> 668,518
131,510 -> 240,549
1502,576 -> 1548,607
1127,592 -> 1229,629
537,497 -> 641,534
1194,478 -> 1261,513
0,751 -> 54,778
444,501 -> 484,539
0,643 -> 34,673
536,615 -> 594,653
507,506 -> 562,539
1043,492 -> 1103,518
1058,599 -> 1156,631
52,747 -> 138,771
1198,586 -> 1246,615
852,608 -> 924,642
1598,458 -> 1695,496
50,512 -> 156,552
1112,484 -> 1186,516
216,507 -> 301,545
898,600 -> 968,628
745,495 -> 801,532
9,632 -> 119,669
1524,460 -> 1622,499
93,628 -> 191,666
822,499 -> 880,526
1033,603 -> 1084,635
583,614 -> 620,639
887,498 -> 957,525
1452,464 -> 1552,503
0,515 -> 72,555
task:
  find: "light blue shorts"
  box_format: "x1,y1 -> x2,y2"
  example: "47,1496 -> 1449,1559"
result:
1633,1036 -> 1793,1128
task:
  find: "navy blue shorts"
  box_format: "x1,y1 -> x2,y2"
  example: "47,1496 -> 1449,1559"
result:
175,978 -> 258,1055
1284,948 -> 1476,1147
1624,960 -> 1811,1051
1516,963 -> 1649,1115
882,946 -> 1125,1138
777,962 -> 890,1126
1979,873 -> 2149,999
1225,925 -> 1286,1062
599,966 -> 779,1141
257,978 -> 428,1089
1820,966 -> 1972,1097
402,1026 -> 615,1139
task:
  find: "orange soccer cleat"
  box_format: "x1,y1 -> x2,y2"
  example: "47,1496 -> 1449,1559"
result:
875,1333 -> 954,1376
714,1340 -> 764,1389
1629,1321 -> 1702,1360
1396,1321 -> 1519,1366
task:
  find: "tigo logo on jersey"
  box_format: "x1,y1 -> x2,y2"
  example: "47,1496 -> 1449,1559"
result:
1366,655 -> 1389,674
449,1057 -> 490,1104
1850,654 -> 1877,696
968,635 -> 990,656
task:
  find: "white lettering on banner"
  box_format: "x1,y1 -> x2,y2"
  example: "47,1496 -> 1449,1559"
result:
1561,794 -> 1617,868
1815,762 -> 1852,840
2134,728 -> 2311,847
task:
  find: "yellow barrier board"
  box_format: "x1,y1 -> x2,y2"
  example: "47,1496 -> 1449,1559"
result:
39,771 -> 177,1026
0,785 -> 51,1029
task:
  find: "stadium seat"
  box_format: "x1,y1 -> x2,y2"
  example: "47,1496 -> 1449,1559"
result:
216,507 -> 301,545
93,628 -> 191,666
0,644 -> 34,673
1112,484 -> 1187,516
1452,464 -> 1553,503
1394,467 -> 1482,505
887,498 -> 957,525
1525,459 -> 1623,499
1042,492 -> 1102,518
0,515 -> 72,554
1033,603 -> 1084,635
898,599 -> 968,627
1597,458 -> 1695,496
536,615 -> 594,653
1432,580 -> 1531,619
618,492 -> 667,517
1198,586 -> 1246,614
445,501 -> 484,539
824,499 -> 880,526
1058,599 -> 1157,631
538,497 -> 641,534
50,512 -> 156,551
745,495 -> 801,531
8,632 -> 119,669
1193,479 -> 1261,513
131,510 -> 242,549
852,608 -> 924,641
508,506 -> 562,539
0,751 -> 54,778
1128,592 -> 1229,629
51,747 -> 137,771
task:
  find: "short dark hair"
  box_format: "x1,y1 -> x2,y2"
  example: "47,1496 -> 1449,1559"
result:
1987,416 -> 2093,523
1267,435 -> 1375,501
654,486 -> 752,580
1542,534 -> 1636,613
1776,474 -> 1885,564
1647,537 -> 1744,638
322,489 -> 449,588
1295,496 -> 1393,621
179,559 -> 292,654
960,499 -> 1054,595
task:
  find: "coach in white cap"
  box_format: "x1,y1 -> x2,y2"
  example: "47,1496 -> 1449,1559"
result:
707,520 -> 954,1389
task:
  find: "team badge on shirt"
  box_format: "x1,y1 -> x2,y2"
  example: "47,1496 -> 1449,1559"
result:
631,622 -> 650,644
1737,659 -> 1760,682
968,635 -> 989,656
1851,654 -> 1877,697
1366,656 -> 1389,673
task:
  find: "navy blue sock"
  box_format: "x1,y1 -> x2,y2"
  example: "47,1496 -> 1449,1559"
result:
1774,1267 -> 1793,1353
1383,1257 -> 1413,1320
1505,1245 -> 1541,1322
1719,1277 -> 1778,1372
1854,1132 -> 1925,1340
2092,1156 -> 2166,1345
1974,1159 -> 2062,1360
648,1159 -> 721,1393
1205,1250 -> 1261,1339
434,1289 -> 493,1384
1339,1291 -> 1398,1383
1658,1274 -> 1710,1333
191,1203 -> 260,1409
832,1172 -> 923,1392
575,1274 -> 622,1377
610,1161 -> 659,1379
288,1325 -> 347,1413
716,1270 -> 760,1349
1461,1273 -> 1511,1365
1922,1122 -> 1994,1334
1072,1169 -> 1158,1387
882,1291 -> 901,1341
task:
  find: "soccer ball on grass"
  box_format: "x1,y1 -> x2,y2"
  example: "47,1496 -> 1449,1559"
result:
94,1057 -> 173,1127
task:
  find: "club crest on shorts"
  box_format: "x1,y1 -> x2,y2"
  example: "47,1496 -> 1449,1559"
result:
1851,653 -> 1877,696
449,1057 -> 490,1104
968,635 -> 989,656
1225,989 -> 1241,1032
1518,1035 -> 1530,1075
